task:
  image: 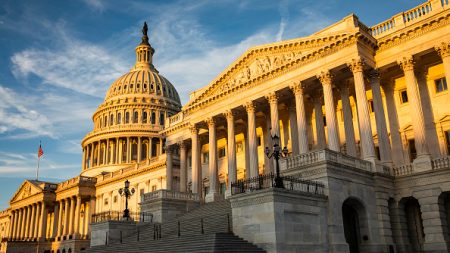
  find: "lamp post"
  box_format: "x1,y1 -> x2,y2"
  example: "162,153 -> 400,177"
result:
118,179 -> 135,220
265,134 -> 288,188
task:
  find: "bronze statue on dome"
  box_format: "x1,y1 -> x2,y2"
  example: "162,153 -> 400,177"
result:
142,22 -> 148,36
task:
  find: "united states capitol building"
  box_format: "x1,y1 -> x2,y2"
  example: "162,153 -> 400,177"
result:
2,1 -> 450,252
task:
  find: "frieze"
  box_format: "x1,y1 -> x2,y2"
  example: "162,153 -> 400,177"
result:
184,33 -> 361,115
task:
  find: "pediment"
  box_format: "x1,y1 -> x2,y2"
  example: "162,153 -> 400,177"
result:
185,31 -> 353,109
10,180 -> 43,203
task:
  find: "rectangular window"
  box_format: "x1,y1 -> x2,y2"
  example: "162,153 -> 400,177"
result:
257,136 -> 262,146
323,115 -> 327,126
368,100 -> 374,113
399,89 -> 408,104
151,112 -> 156,124
151,185 -> 157,192
160,112 -> 165,125
445,130 -> 450,155
408,139 -> 417,162
218,147 -> 226,158
375,146 -> 381,160
435,77 -> 448,93
188,156 -> 192,167
202,152 -> 209,164
113,195 -> 118,203
104,198 -> 109,206
236,142 -> 243,153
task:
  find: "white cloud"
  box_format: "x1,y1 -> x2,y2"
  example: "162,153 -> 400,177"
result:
11,25 -> 128,98
0,86 -> 55,138
81,0 -> 106,12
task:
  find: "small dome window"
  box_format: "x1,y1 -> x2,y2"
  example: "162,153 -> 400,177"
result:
151,84 -> 154,90
144,83 -> 147,89
124,85 -> 127,90
130,84 -> 134,89
118,86 -> 121,90
137,83 -> 140,89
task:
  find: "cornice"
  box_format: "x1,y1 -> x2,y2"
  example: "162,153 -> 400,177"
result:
95,161 -> 166,187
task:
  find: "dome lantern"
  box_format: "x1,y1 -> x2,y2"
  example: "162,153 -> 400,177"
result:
133,22 -> 156,71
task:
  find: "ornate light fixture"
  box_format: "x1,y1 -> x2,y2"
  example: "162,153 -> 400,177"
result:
265,134 -> 288,188
118,179 -> 135,220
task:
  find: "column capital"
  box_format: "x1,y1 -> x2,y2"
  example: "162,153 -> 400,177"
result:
290,81 -> 305,95
435,42 -> 450,58
397,55 -> 415,72
205,117 -> 216,127
223,110 -> 236,120
177,141 -> 186,150
244,101 -> 256,113
265,92 -> 278,105
189,124 -> 198,134
317,71 -> 333,85
347,58 -> 365,73
165,145 -> 173,154
368,68 -> 381,84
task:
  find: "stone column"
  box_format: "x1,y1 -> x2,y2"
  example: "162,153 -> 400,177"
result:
166,146 -> 173,190
87,198 -> 95,235
225,110 -> 237,197
244,129 -> 250,179
288,106 -> 299,154
82,148 -> 86,170
313,97 -> 326,149
245,101 -> 259,178
52,203 -> 59,238
38,202 -> 47,240
149,138 -> 153,159
159,138 -> 163,155
266,92 -> 280,137
24,206 -> 30,239
291,82 -> 309,154
57,201 -> 63,237
74,196 -> 81,237
339,82 -> 357,157
127,137 -> 131,163
398,56 -> 431,169
9,211 -> 15,240
89,143 -> 94,168
63,199 -> 69,236
68,197 -> 75,235
205,117 -> 219,202
118,139 -> 123,163
29,204 -> 36,239
179,142 -> 187,192
137,137 -> 142,162
34,204 -> 40,239
435,42 -> 450,101
317,71 -> 340,152
348,58 -> 376,163
190,126 -> 201,194
369,70 -> 393,165
418,194 -> 450,252
105,139 -> 109,164
97,141 -> 101,166
20,208 -> 26,239
384,83 -> 406,165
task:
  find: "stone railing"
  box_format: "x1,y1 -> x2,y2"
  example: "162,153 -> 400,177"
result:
142,189 -> 200,202
57,176 -> 97,191
369,0 -> 449,38
165,111 -> 184,128
432,156 -> 450,170
98,156 -> 166,182
84,124 -> 164,139
281,149 -> 373,173
392,164 -> 414,176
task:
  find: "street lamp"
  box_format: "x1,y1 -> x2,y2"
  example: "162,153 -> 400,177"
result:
118,179 -> 135,220
265,134 -> 288,188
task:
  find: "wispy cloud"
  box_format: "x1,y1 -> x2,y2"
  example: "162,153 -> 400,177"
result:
11,23 -> 128,98
81,0 -> 106,12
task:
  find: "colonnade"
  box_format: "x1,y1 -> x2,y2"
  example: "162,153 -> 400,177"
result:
8,196 -> 95,241
166,48 -> 450,195
9,202 -> 47,241
82,137 -> 164,170
95,108 -> 167,130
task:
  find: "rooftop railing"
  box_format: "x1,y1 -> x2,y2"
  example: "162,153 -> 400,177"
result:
92,210 -> 153,223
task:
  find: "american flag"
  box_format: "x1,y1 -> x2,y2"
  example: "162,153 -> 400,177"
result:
38,144 -> 44,158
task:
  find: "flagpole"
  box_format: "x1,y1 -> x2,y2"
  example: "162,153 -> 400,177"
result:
37,140 -> 41,181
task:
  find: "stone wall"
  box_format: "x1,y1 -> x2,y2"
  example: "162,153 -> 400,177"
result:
229,188 -> 328,253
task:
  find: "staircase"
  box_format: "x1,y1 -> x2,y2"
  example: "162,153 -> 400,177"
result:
84,200 -> 265,253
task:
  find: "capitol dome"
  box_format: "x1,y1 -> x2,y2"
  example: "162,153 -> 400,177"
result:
80,22 -> 181,177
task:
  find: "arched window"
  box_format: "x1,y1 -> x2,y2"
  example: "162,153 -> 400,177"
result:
142,111 -> 148,123
151,84 -> 154,90
133,111 -> 139,123
131,140 -> 138,161
144,83 -> 147,90
99,118 -> 102,128
110,114 -> 114,126
104,116 -> 107,127
117,113 -> 122,124
125,112 -> 130,124
151,112 -> 156,124
122,140 -> 127,162
137,83 -> 140,89
141,142 -> 148,160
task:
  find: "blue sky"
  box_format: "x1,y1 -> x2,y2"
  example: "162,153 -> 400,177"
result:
0,0 -> 424,209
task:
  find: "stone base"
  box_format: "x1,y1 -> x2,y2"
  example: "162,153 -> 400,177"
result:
90,220 -> 136,247
205,192 -> 223,203
413,154 -> 432,172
